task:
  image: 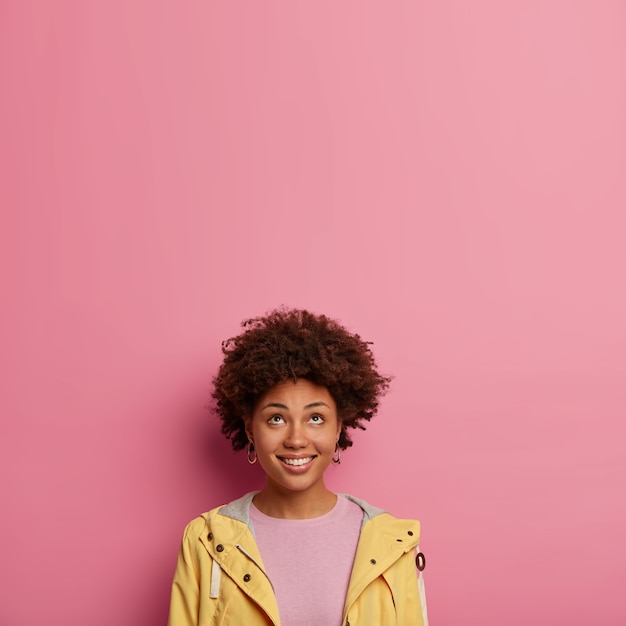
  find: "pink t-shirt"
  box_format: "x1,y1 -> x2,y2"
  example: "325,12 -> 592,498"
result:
250,495 -> 363,626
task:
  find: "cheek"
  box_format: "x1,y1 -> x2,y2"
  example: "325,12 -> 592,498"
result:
318,432 -> 340,452
252,428 -> 280,452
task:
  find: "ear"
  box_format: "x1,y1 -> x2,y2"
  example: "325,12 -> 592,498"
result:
243,415 -> 254,442
336,419 -> 342,442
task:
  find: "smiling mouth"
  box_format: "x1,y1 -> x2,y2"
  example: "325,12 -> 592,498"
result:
278,456 -> 316,466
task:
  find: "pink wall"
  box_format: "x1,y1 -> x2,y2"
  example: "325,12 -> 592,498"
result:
1,2 -> 625,624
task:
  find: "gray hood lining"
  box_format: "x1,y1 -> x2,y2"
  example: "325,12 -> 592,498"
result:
217,491 -> 387,532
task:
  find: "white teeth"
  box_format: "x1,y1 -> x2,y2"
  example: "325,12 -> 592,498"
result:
282,457 -> 313,466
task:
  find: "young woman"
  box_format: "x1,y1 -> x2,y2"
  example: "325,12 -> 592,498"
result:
168,308 -> 428,626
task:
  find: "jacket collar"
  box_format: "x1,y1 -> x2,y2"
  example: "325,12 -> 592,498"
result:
218,491 -> 258,527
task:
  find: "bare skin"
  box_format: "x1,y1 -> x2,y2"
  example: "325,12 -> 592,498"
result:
245,378 -> 341,519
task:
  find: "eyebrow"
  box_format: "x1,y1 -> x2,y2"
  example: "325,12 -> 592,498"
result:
260,401 -> 331,411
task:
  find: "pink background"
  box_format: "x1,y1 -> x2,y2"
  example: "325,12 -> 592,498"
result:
1,2 -> 625,625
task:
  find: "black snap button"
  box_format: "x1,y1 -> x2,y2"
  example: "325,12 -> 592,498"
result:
416,552 -> 426,571
207,532 -> 213,540
216,544 -> 224,552
370,559 -> 376,564
407,530 -> 414,536
243,574 -> 251,582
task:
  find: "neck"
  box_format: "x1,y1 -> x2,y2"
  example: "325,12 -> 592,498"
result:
253,482 -> 337,519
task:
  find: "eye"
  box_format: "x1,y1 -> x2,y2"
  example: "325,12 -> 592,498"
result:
267,415 -> 284,425
309,414 -> 324,424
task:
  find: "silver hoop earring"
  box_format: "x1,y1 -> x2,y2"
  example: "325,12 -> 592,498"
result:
331,444 -> 341,465
247,441 -> 257,465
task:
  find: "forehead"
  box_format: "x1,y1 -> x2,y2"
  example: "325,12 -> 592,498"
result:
254,378 -> 336,410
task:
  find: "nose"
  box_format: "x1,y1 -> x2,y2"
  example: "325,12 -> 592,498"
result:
284,423 -> 308,448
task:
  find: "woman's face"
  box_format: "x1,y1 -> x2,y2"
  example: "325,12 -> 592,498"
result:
245,378 -> 341,499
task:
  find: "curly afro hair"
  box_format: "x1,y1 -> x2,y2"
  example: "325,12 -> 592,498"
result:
212,307 -> 391,451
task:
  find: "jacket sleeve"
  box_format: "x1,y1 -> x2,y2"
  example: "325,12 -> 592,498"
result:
168,523 -> 201,626
407,547 -> 429,626
384,547 -> 428,626
416,548 -> 429,626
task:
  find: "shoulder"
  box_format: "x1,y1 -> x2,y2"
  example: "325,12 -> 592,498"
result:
339,493 -> 386,520
179,492 -> 258,542
178,513 -> 211,545
364,513 -> 421,545
340,493 -> 421,543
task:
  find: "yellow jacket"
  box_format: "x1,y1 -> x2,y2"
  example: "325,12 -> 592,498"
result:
168,492 -> 428,626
